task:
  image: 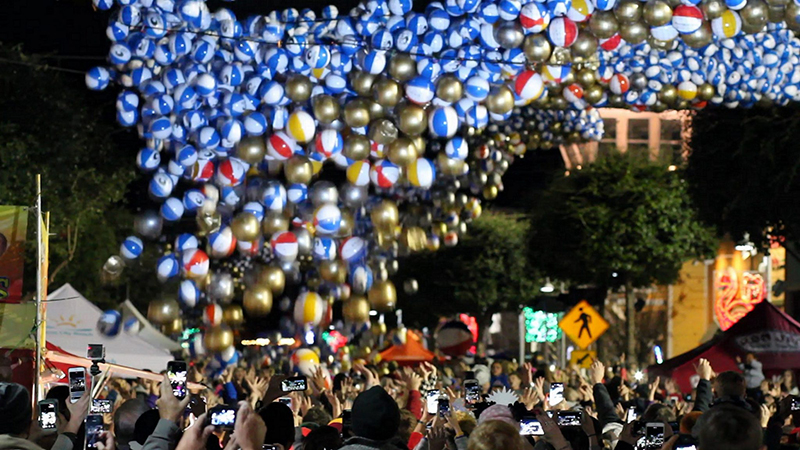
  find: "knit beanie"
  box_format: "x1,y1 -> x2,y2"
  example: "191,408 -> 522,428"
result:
477,404 -> 517,429
0,382 -> 32,435
351,386 -> 400,442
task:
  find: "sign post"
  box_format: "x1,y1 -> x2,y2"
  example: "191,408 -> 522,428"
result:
559,300 -> 609,350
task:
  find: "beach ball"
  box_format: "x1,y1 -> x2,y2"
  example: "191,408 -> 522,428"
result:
564,83 -> 585,103
314,129 -> 343,158
204,303 -> 223,326
149,172 -> 174,200
405,76 -> 436,105
314,204 -> 342,236
726,0 -> 746,10
267,131 -> 297,161
446,137 -> 469,160
287,183 -> 308,204
179,279 -> 201,308
216,158 -> 246,187
261,181 -> 287,212
183,190 -> 205,214
136,148 -> 161,172
243,112 -> 268,136
515,70 -> 545,100
287,110 -> 317,144
340,237 -> 367,263
291,347 -> 321,375
672,5 -> 704,34
86,67 -> 111,91
437,320 -> 474,356
599,34 -> 622,51
177,145 -> 198,168
678,81 -> 698,99
466,105 -> 489,128
408,158 -> 437,188
97,310 -> 122,337
567,0 -> 595,22
121,236 -> 143,260
465,76 -> 490,102
208,227 -> 237,259
313,237 -> 337,260
350,264 -> 374,294
271,231 -> 299,262
195,73 -> 216,97
428,106 -> 459,138
370,160 -> 401,188
161,197 -> 184,222
712,10 -> 741,38
542,65 -> 571,84
520,3 -> 551,32
157,254 -> 180,283
294,291 -> 327,328
609,74 -> 631,94
346,160 -> 371,186
548,17 -> 579,47
182,248 -> 210,279
651,24 -> 679,41
594,0 -> 617,11
175,234 -> 199,253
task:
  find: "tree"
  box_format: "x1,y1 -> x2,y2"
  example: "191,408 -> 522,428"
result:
687,107 -> 800,249
527,152 -> 716,364
397,211 -> 540,344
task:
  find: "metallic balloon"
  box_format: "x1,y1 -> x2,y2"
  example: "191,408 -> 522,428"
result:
741,0 -> 768,28
343,134 -> 371,160
647,36 -> 674,51
615,0 -> 643,22
294,228 -> 312,257
237,136 -> 266,165
262,211 -> 289,235
162,317 -> 183,335
372,77 -> 402,107
523,34 -> 552,63
243,285 -> 273,317
312,95 -> 341,124
437,152 -> 466,176
643,0 -> 673,26
337,209 -> 355,237
485,85 -> 514,115
576,68 -> 597,87
285,74 -> 312,103
767,0 -> 789,6
366,100 -> 385,120
702,0 -> 727,20
571,33 -> 598,59
387,137 -> 418,167
400,227 -> 427,252
134,210 -> 163,240
204,325 -> 234,353
741,20 -> 765,33
285,155 -> 313,184
388,53 -> 417,81
257,265 -> 286,294
196,211 -> 222,237
340,183 -> 368,209
368,118 -> 399,145
343,99 -> 371,129
102,255 -> 125,277
589,11 -> 620,39
682,22 -> 712,48
319,260 -> 347,284
281,260 -> 301,284
410,136 -> 426,157
311,180 -> 338,206
350,71 -> 376,97
403,278 -> 419,295
396,103 -> 427,136
619,21 -> 648,44
494,21 -> 524,48
368,280 -> 397,312
231,212 -> 260,242
630,72 -> 648,91
147,297 -> 179,325
549,96 -> 568,110
209,272 -> 235,304
436,75 -> 464,104
370,200 -> 399,232
222,304 -> 244,326
767,5 -> 786,22
483,185 -> 499,200
342,296 -> 370,323
659,84 -> 678,105
698,83 -> 716,101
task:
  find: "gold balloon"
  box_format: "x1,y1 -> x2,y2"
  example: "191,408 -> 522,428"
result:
237,135 -> 266,165
651,101 -> 668,112
370,200 -> 399,232
222,304 -> 244,327
741,0 -> 768,28
609,94 -> 626,107
571,33 -> 598,59
343,99 -> 371,129
436,75 -> 464,104
787,3 -> 800,29
589,11 -> 619,39
643,0 -> 673,26
741,20 -> 765,33
366,100 -> 385,120
682,22 -> 712,48
619,21 -> 648,44
485,85 -> 514,115
483,185 -> 499,200
388,54 -> 417,81
312,95 -> 341,125
319,260 -> 347,284
258,265 -> 286,294
767,5 -> 786,22
702,0 -> 726,20
647,36 -> 674,51
698,83 -> 716,101
396,103 -> 427,136
204,325 -> 234,353
231,212 -> 260,242
436,152 -> 466,176
285,75 -> 312,103
615,0 -> 643,22
659,84 -> 678,105
372,77 -> 402,107
284,155 -> 313,184
343,134 -> 371,160
523,34 -> 552,63
196,212 -> 221,237
350,71 -> 375,97
576,68 -> 597,87
262,211 -> 289,236
162,317 -> 183,335
767,0 -> 789,6
343,296 -> 370,323
371,322 -> 387,337
337,210 -> 355,237
550,96 -> 568,110
368,280 -> 397,312
400,226 -> 428,252
147,298 -> 180,325
368,118 -> 399,145
243,285 -> 273,317
387,137 -> 417,167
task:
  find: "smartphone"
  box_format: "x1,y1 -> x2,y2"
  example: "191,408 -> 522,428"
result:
557,411 -> 581,427
262,446 -> 279,450
167,360 -> 188,399
519,417 -> 544,436
464,371 -> 475,380
437,398 -> 450,417
342,409 -> 352,437
626,406 -> 638,423
209,405 -> 236,428
68,367 -> 87,403
85,414 -> 104,450
91,399 -> 113,414
87,344 -> 105,361
281,376 -> 307,392
464,380 -> 481,405
645,423 -> 665,449
278,397 -> 293,410
675,434 -> 699,450
38,400 -> 58,430
675,446 -> 697,450
426,389 -> 440,415
792,397 -> 800,411
190,395 -> 207,418
549,382 -> 564,407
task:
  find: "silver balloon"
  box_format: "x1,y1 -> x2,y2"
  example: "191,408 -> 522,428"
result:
403,278 -> 419,295
280,260 -> 301,285
208,272 -> 235,304
310,180 -> 339,206
103,255 -> 125,276
630,72 -> 648,91
294,227 -> 313,256
340,183 -> 368,209
278,296 -> 292,312
133,210 -> 163,240
494,21 -> 524,48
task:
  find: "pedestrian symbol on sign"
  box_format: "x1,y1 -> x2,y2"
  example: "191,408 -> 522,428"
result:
575,308 -> 592,339
559,301 -> 609,349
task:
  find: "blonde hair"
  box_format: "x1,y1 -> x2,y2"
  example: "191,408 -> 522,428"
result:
467,420 -> 525,450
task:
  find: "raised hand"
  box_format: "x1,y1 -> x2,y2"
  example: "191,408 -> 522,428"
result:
157,373 -> 191,424
590,360 -> 605,385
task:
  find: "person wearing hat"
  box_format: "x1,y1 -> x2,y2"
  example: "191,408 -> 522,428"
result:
339,386 -> 407,450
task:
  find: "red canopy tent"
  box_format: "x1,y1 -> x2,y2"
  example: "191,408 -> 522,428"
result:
379,331 -> 435,365
649,301 -> 800,393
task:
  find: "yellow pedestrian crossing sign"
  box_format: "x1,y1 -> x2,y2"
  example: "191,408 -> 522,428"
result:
570,350 -> 597,369
559,300 -> 608,349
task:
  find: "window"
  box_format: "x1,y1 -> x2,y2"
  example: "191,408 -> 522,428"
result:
603,118 -> 617,139
660,120 -> 682,142
629,119 -> 649,141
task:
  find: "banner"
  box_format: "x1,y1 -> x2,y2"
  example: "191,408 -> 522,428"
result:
0,206 -> 29,303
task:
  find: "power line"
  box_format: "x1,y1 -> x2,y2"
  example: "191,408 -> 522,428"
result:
0,57 -> 87,75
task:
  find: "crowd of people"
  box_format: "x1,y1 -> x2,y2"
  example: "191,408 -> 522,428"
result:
1,351 -> 797,450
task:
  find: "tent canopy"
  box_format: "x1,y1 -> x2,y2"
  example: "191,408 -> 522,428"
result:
46,284 -> 173,370
649,301 -> 800,393
379,331 -> 434,364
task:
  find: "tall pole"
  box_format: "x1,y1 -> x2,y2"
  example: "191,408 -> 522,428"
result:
34,174 -> 43,403
518,312 -> 525,364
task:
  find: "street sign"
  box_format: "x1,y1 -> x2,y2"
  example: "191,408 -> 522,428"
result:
558,300 -> 609,349
569,350 -> 597,369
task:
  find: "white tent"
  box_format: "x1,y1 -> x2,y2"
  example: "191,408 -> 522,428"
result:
46,284 -> 173,370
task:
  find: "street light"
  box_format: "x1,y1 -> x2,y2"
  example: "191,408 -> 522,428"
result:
540,278 -> 555,293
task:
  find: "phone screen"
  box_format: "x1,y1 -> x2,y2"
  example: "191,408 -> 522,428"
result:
792,397 -> 800,411
278,397 -> 293,410
91,399 -> 113,414
627,407 -> 638,423
549,383 -> 564,407
38,401 -> 57,430
281,376 -> 307,392
167,361 -> 188,399
85,414 -> 104,450
427,390 -> 440,415
87,344 -> 105,360
437,398 -> 450,417
519,418 -> 543,436
557,411 -> 581,427
675,446 -> 697,450
464,380 -> 481,405
210,407 -> 236,428
646,423 -> 665,449
69,368 -> 86,403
